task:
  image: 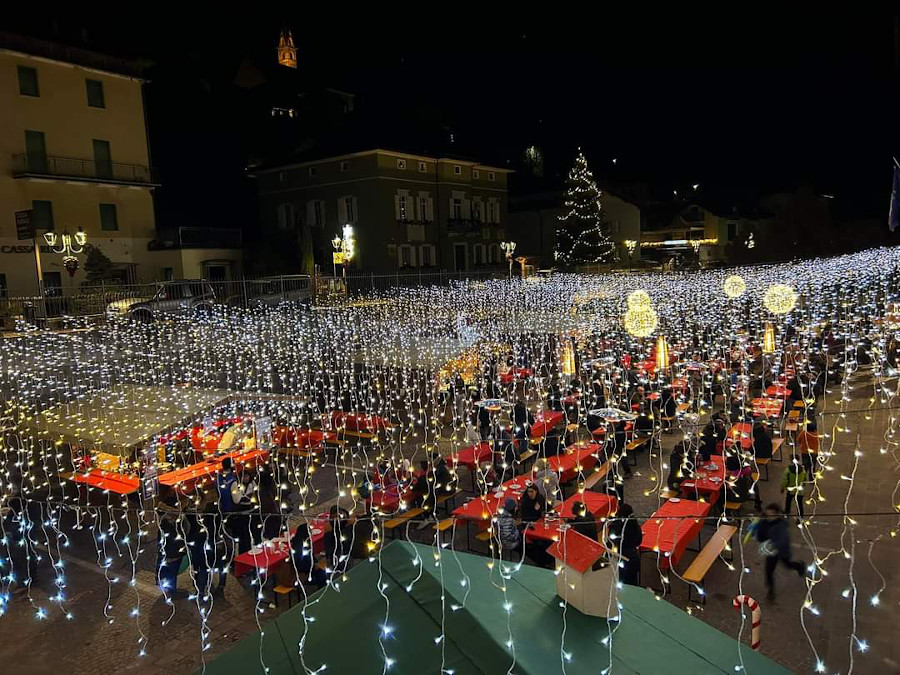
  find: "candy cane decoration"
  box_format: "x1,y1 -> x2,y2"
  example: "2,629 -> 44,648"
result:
733,594 -> 761,650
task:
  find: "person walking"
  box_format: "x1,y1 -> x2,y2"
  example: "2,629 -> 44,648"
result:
780,460 -> 807,520
756,503 -> 808,601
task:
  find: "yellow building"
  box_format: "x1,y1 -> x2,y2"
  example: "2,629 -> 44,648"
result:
0,33 -> 244,296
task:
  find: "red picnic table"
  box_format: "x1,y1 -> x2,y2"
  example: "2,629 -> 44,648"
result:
273,426 -> 336,450
765,384 -> 790,398
157,448 -> 269,490
232,516 -> 327,578
547,441 -> 601,482
725,422 -> 754,450
446,441 -> 493,473
72,469 -> 141,495
452,474 -> 531,523
558,491 -> 617,520
531,410 -> 565,437
751,397 -> 783,418
329,411 -> 394,433
500,367 -> 533,384
680,455 -> 726,501
640,498 -> 711,569
190,417 -> 244,451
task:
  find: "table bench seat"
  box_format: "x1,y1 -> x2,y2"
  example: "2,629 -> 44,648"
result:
683,524 -> 737,603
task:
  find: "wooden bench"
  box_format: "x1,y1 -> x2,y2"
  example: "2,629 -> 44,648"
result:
518,449 -> 537,471
433,517 -> 456,543
434,518 -> 455,532
435,489 -> 461,514
676,402 -> 691,414
724,500 -> 743,514
383,507 -> 425,538
658,416 -> 677,433
624,436 -> 650,466
273,584 -> 300,608
771,437 -> 784,462
475,530 -> 493,543
683,524 -> 738,602
755,457 -> 771,480
578,460 -> 611,491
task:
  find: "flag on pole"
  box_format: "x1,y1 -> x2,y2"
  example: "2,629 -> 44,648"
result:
891,161 -> 900,232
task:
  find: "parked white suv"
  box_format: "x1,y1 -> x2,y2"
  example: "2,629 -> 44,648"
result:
107,280 -> 217,322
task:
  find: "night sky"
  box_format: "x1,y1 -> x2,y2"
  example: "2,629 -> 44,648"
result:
6,10 -> 899,220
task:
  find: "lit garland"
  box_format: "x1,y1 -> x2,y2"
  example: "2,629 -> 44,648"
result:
0,246 -> 897,672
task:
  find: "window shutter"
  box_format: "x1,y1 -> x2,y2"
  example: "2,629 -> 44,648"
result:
394,194 -> 402,220
306,202 -> 315,227
337,198 -> 347,223
351,196 -> 359,223
462,198 -> 471,219
409,246 -> 417,267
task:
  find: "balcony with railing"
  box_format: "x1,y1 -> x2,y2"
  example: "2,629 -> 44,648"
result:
447,218 -> 484,234
12,153 -> 159,187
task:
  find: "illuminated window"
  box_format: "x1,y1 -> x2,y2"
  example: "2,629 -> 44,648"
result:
397,159 -> 407,170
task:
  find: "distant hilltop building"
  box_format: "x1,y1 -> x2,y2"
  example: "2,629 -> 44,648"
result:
277,29 -> 297,69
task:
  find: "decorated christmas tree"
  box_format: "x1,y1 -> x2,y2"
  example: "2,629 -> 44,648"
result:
555,150 -> 617,266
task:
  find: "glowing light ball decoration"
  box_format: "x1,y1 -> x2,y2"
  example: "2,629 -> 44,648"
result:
763,284 -> 797,315
627,289 -> 652,309
723,275 -> 746,298
624,305 -> 658,337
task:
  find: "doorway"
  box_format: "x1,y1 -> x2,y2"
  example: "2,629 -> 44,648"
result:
453,243 -> 467,272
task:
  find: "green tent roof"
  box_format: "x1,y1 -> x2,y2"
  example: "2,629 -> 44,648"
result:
201,541 -> 790,674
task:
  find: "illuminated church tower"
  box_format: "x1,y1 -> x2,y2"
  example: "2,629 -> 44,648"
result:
277,29 -> 297,68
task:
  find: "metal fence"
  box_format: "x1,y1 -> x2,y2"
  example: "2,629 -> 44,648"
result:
0,270 -> 506,323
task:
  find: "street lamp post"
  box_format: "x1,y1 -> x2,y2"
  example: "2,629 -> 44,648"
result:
44,228 -> 88,276
500,240 -> 517,280
624,239 -> 637,270
331,225 -> 356,280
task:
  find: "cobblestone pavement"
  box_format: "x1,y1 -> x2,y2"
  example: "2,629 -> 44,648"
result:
1,377 -> 899,674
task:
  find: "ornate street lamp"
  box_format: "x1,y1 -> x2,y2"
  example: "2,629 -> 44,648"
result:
331,225 -> 356,279
500,240 -> 517,280
44,227 -> 87,276
624,239 -> 637,269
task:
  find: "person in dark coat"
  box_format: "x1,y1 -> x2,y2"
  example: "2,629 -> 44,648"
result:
518,485 -> 548,523
756,503 -> 808,600
752,422 -> 773,460
569,501 -> 598,541
512,399 -> 535,445
291,521 -> 328,589
607,502 -> 642,585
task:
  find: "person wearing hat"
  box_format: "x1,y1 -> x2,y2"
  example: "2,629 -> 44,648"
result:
497,497 -> 523,556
